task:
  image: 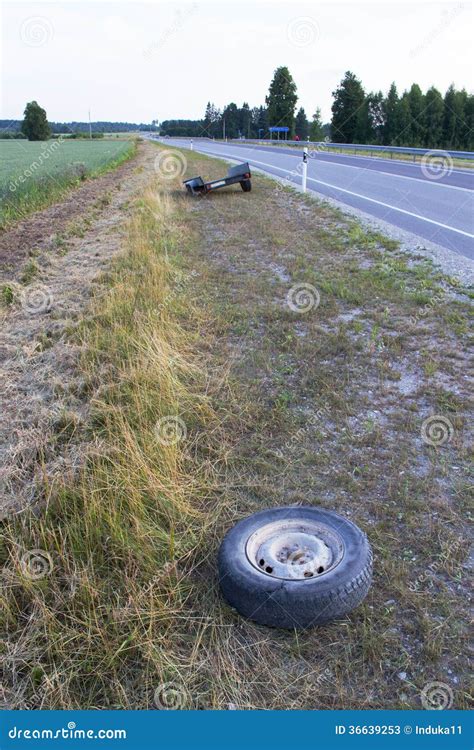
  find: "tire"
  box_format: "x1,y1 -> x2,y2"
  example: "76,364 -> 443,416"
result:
218,506 -> 372,629
240,179 -> 252,192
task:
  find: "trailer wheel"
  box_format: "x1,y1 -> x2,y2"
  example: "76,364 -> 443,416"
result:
218,506 -> 372,629
240,179 -> 252,192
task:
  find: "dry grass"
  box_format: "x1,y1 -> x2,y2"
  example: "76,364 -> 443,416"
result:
1,184 -> 228,708
1,145 -> 472,710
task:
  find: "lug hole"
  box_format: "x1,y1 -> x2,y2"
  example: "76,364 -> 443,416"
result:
317,566 -> 325,574
304,571 -> 313,578
265,566 -> 273,574
259,559 -> 265,567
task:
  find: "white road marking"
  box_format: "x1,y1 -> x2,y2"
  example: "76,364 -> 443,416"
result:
197,149 -> 474,239
234,145 -> 473,177
199,145 -> 472,192
305,176 -> 474,238
307,157 -> 472,192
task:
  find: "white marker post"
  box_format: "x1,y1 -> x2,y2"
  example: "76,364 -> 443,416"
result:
190,139 -> 194,151
302,147 -> 308,193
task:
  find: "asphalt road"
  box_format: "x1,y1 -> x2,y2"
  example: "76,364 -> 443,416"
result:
152,137 -> 474,261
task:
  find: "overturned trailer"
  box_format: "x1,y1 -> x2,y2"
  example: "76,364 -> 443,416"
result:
184,162 -> 251,196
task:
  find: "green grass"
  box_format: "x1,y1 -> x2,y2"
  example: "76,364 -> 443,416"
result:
0,139 -> 136,227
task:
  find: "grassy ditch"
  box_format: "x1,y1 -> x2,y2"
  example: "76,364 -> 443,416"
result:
1,185 -> 228,708
1,145 -> 472,710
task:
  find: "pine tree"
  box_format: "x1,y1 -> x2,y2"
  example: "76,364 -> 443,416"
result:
382,83 -> 399,145
354,98 -> 370,143
454,89 -> 468,150
265,66 -> 298,136
465,94 -> 474,150
423,87 -> 444,148
442,84 -> 463,149
309,108 -> 324,141
330,71 -> 366,143
365,92 -> 385,144
203,102 -> 214,136
21,100 -> 51,141
407,84 -> 425,146
295,107 -> 309,140
395,93 -> 412,145
254,106 -> 268,138
222,103 -> 239,139
239,102 -> 251,139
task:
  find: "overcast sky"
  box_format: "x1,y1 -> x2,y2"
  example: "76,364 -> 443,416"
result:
1,0 -> 472,125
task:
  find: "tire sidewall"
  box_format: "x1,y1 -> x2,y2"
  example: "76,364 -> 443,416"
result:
218,506 -> 372,627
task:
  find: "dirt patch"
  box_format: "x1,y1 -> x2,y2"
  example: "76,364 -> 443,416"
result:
0,142 -> 143,273
0,141 -> 156,515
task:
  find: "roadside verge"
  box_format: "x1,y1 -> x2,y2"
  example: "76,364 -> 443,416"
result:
1,144 -> 471,711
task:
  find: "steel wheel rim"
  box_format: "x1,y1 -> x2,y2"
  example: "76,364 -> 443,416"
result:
245,518 -> 345,580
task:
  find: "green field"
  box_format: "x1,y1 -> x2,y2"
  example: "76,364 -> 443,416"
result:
0,138 -> 135,226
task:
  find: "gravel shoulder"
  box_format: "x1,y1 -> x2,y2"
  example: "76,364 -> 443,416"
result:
240,163 -> 474,287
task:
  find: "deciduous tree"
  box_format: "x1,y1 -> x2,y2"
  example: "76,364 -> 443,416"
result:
21,100 -> 51,141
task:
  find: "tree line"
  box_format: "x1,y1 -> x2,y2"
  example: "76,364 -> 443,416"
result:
331,72 -> 473,150
0,110 -> 159,139
5,70 -> 472,150
160,67 -> 328,141
160,67 -> 472,151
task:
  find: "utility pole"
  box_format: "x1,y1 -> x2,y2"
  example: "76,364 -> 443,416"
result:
223,118 -> 226,141
88,109 -> 92,140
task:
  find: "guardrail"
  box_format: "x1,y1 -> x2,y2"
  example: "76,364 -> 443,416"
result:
231,139 -> 474,161
151,135 -> 213,141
